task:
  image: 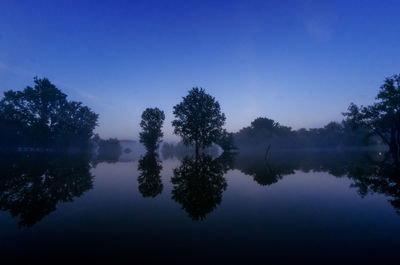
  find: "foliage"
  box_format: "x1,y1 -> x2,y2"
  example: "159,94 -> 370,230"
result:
215,129 -> 237,152
161,141 -> 220,160
235,117 -> 370,151
139,107 -> 165,151
343,74 -> 400,163
0,77 -> 98,150
96,138 -> 122,162
172,87 -> 226,155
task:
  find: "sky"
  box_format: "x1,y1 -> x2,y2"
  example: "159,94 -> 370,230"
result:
1,0 -> 400,140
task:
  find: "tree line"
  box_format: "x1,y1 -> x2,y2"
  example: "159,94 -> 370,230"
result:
1,74 -> 400,164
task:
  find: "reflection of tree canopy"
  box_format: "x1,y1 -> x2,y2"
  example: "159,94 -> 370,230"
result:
0,153 -> 93,227
234,154 -> 294,186
347,161 -> 400,214
171,155 -> 228,220
235,150 -> 400,214
233,151 -> 387,185
137,152 -> 163,198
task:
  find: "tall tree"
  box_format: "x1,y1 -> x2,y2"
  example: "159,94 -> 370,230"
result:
343,74 -> 400,164
139,108 -> 165,152
172,87 -> 226,156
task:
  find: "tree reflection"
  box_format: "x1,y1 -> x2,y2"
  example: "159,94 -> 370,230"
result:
347,160 -> 400,214
234,152 -> 295,185
171,154 -> 230,220
137,152 -> 163,197
0,153 -> 93,227
234,150 -> 400,214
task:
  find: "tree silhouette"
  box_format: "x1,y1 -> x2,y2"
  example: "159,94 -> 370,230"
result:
137,152 -> 163,197
171,155 -> 228,220
139,108 -> 165,152
0,77 -> 98,150
344,74 -> 400,164
95,138 -> 122,163
0,153 -> 94,227
172,87 -> 226,156
215,129 -> 237,152
234,116 -> 369,152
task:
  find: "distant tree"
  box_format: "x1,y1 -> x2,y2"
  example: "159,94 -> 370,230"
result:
172,87 -> 226,156
343,74 -> 400,164
0,77 -> 98,150
96,138 -> 122,163
215,129 -> 237,152
139,108 -> 165,152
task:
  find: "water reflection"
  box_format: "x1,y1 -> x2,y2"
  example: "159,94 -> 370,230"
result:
234,155 -> 294,186
0,153 -> 93,227
137,152 -> 163,197
234,150 -> 400,214
1,149 -> 400,228
348,161 -> 400,214
171,154 -> 229,220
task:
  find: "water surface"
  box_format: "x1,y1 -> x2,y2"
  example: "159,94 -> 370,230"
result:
0,151 -> 399,264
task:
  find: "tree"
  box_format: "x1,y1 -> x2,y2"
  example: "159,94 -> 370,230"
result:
96,138 -> 122,163
139,108 -> 165,152
172,87 -> 226,156
0,77 -> 98,150
343,74 -> 400,164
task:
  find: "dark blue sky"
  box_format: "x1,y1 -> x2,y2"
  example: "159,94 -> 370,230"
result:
1,0 -> 399,140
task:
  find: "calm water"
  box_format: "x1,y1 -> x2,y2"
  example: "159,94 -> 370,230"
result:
1,151 -> 399,264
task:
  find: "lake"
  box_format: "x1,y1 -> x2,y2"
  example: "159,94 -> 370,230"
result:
0,150 -> 399,264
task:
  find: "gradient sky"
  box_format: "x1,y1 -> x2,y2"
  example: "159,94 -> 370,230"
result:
1,0 -> 400,140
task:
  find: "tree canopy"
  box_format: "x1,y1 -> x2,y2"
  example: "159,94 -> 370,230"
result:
139,107 -> 165,152
172,87 -> 226,155
343,74 -> 400,164
0,77 -> 98,150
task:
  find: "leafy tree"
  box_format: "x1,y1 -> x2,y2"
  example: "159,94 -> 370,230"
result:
343,74 -> 400,164
172,87 -> 226,156
0,77 -> 98,150
139,108 -> 165,152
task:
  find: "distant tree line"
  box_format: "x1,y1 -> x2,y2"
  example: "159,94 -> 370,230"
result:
161,141 -> 220,160
92,135 -> 122,163
234,117 -> 371,152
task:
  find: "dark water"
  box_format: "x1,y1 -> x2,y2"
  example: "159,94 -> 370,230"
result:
1,151 -> 399,264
